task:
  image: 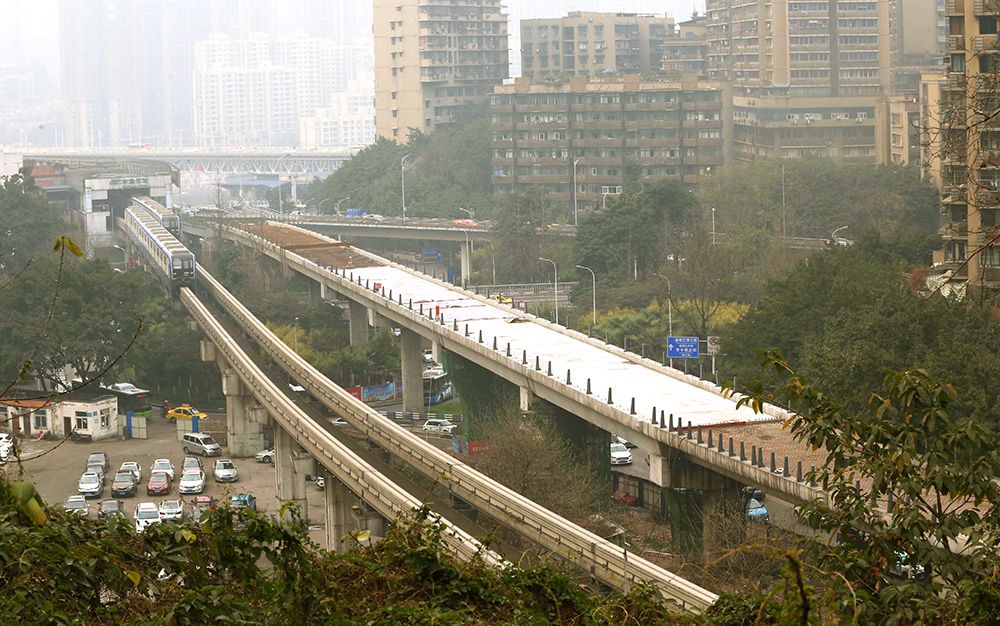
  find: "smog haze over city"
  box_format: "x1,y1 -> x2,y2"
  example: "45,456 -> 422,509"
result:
0,0 -> 705,149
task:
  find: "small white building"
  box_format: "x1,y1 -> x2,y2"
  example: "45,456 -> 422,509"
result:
1,391 -> 118,441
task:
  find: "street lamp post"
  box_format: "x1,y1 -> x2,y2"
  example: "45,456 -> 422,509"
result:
458,207 -> 475,221
276,152 -> 291,215
113,245 -> 128,272
602,191 -> 611,210
318,198 -> 332,213
401,153 -> 413,221
334,196 -> 350,215
572,157 -> 583,227
781,163 -> 786,239
654,273 -> 673,367
540,257 -> 558,325
294,317 -> 299,354
575,264 -> 596,325
711,207 -> 716,245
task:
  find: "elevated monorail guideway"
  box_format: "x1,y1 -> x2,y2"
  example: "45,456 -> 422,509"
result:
180,285 -> 504,568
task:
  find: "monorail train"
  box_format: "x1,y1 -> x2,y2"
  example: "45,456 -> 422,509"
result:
123,204 -> 196,292
131,196 -> 181,237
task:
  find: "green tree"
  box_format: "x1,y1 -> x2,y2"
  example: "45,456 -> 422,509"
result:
575,178 -> 699,281
738,355 -> 1000,624
0,174 -> 65,271
491,188 -> 546,283
698,159 -> 940,263
0,259 -> 154,389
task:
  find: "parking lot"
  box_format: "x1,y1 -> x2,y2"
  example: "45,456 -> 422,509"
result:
9,412 -> 331,542
6,409 -> 459,546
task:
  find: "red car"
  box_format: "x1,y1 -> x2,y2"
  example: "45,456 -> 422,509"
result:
146,472 -> 171,496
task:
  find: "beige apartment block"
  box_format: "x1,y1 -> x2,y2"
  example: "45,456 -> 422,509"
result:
661,15 -> 708,77
520,12 -> 674,78
926,0 -> 1000,287
374,0 -> 509,142
706,0 -> 892,163
490,75 -> 732,217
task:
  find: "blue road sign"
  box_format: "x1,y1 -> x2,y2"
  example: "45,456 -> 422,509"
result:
667,336 -> 700,359
422,249 -> 443,263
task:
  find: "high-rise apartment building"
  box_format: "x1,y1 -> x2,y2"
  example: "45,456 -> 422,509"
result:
192,34 -> 299,146
491,75 -> 731,215
705,0 -> 891,162
519,12 -> 674,78
59,1 -> 143,147
923,0 -> 1000,287
373,0 -> 509,141
661,15 -> 708,77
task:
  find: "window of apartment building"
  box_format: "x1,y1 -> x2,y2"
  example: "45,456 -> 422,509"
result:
524,57 -> 533,68
839,52 -> 878,61
790,69 -> 831,78
34,410 -> 46,429
392,129 -> 399,137
983,209 -> 999,228
524,26 -> 532,37
578,24 -> 588,37
838,2 -> 876,10
790,19 -> 829,29
791,52 -> 829,61
982,53 -> 999,74
392,109 -> 398,117
791,36 -> 829,45
839,19 -> 878,28
980,16 -> 997,35
839,35 -> 877,45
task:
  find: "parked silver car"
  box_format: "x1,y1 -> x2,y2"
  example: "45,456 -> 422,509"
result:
213,459 -> 238,483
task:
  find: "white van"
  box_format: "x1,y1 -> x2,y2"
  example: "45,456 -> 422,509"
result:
182,432 -> 222,457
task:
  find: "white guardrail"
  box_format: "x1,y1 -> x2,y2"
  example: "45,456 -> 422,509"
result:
179,286 -> 503,569
195,262 -> 718,611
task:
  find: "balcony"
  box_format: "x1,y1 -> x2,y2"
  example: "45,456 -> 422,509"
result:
975,0 -> 1000,14
976,34 -> 1000,52
945,0 -> 963,13
947,72 -> 967,89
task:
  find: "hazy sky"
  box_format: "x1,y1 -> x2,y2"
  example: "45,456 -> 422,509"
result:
0,0 -> 706,93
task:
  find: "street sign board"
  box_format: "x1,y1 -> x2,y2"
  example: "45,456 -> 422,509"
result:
707,336 -> 720,355
421,249 -> 443,263
667,336 -> 700,359
345,207 -> 366,217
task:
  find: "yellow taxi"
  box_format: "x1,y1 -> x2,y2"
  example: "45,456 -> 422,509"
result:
488,294 -> 513,306
165,404 -> 209,422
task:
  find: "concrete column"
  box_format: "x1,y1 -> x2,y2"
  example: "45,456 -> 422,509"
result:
348,299 -> 370,347
291,453 -> 311,524
220,365 -> 265,457
431,341 -> 442,364
325,478 -> 356,553
274,426 -> 294,501
519,386 -> 533,412
651,451 -> 735,562
400,328 -> 423,413
460,239 -> 472,286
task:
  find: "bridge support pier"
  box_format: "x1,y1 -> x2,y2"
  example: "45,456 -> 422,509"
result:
650,452 -> 739,562
273,425 -> 310,524
325,477 -> 356,553
400,328 -> 423,413
460,239 -> 472,286
348,299 -> 370,347
519,386 -> 534,412
214,352 -> 266,457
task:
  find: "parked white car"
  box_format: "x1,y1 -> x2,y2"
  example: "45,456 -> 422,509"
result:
64,495 -> 89,517
254,449 -> 274,464
158,499 -> 184,521
119,461 -> 142,482
134,502 -> 161,532
610,443 -> 633,465
420,419 -> 455,433
178,469 -> 206,494
150,458 -> 175,480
